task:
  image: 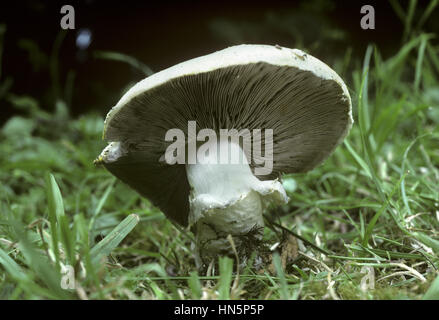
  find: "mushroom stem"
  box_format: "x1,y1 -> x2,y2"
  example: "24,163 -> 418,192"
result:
186,139 -> 288,269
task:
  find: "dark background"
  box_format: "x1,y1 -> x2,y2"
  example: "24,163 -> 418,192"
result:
0,0 -> 437,124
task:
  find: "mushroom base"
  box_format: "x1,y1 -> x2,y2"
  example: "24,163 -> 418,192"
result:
193,190 -> 266,268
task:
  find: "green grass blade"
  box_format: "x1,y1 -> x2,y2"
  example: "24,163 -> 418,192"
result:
344,140 -> 372,178
8,215 -> 73,299
384,35 -> 425,73
426,42 -> 439,73
413,232 -> 439,254
46,172 -> 75,266
358,64 -> 386,203
90,214 -> 139,264
273,252 -> 289,299
414,35 -> 428,92
218,256 -> 233,300
361,44 -> 373,131
188,271 -> 202,299
362,173 -> 405,246
45,173 -> 61,268
46,173 -> 65,221
417,0 -> 438,29
403,0 -> 417,40
0,248 -> 69,299
423,274 -> 439,300
93,51 -> 154,76
0,247 -> 28,282
389,0 -> 405,22
93,181 -> 114,217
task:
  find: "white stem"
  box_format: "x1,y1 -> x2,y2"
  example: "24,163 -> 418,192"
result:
186,139 -> 288,266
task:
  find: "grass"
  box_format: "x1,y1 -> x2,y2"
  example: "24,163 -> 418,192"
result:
1,4 -> 439,299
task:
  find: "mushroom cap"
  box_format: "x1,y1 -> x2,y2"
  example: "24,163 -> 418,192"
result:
99,44 -> 353,226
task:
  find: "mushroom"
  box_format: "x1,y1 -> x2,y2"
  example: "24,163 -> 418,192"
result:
95,44 -> 352,269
